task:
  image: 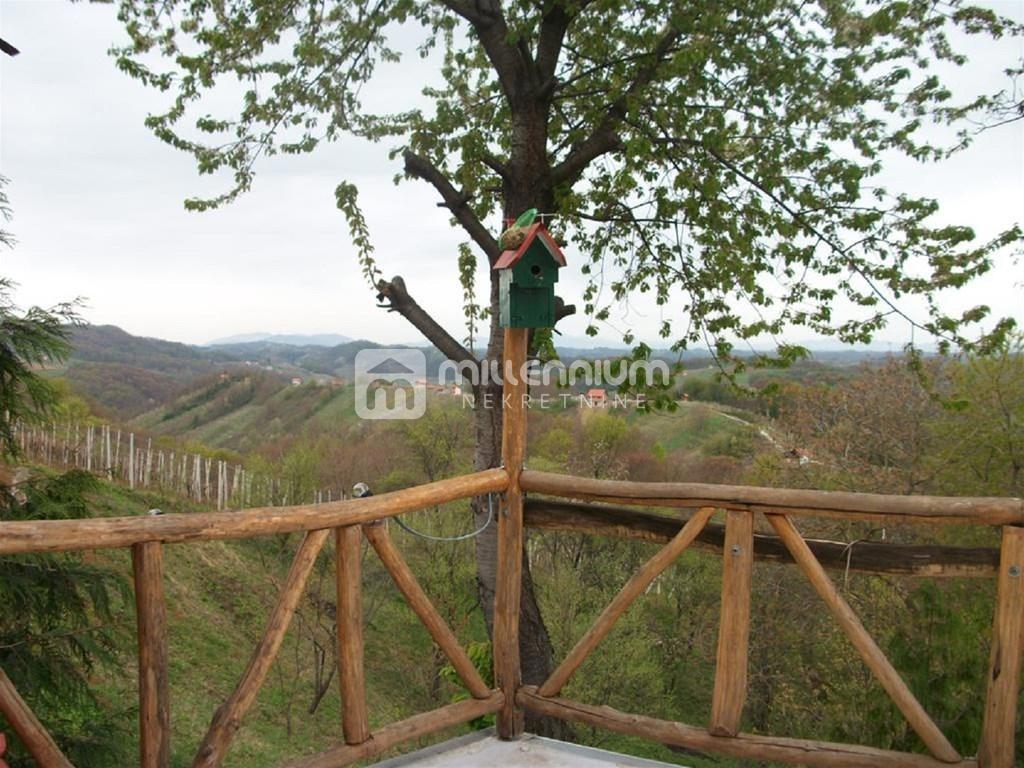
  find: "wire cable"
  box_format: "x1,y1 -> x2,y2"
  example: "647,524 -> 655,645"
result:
392,492 -> 496,542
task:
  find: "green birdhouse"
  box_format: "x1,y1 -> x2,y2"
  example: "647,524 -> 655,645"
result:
494,220 -> 566,328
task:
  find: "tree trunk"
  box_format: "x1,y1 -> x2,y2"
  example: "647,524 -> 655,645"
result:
471,171 -> 566,736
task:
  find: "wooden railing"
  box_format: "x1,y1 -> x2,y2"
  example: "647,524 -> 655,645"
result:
0,470 -> 508,768
0,326 -> 1021,768
516,470 -> 1024,768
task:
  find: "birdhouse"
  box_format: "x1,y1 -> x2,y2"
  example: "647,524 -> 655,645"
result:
494,221 -> 566,328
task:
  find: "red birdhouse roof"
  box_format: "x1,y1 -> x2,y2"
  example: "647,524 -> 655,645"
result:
493,223 -> 567,270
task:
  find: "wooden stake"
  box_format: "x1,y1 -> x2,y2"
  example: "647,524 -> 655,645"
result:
193,529 -> 330,768
495,327 -> 528,738
336,525 -> 369,745
538,506 -> 715,697
978,525 -> 1024,768
0,666 -> 74,768
363,523 -> 491,699
128,432 -> 135,488
709,510 -> 753,736
766,514 -> 960,763
132,541 -> 170,768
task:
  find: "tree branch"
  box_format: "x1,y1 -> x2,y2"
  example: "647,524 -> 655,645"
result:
549,22 -> 682,187
376,276 -> 479,366
438,0 -> 531,105
555,296 -> 577,324
403,150 -> 501,263
481,151 -> 511,180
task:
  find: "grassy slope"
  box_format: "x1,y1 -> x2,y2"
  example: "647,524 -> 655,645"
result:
130,373 -> 362,452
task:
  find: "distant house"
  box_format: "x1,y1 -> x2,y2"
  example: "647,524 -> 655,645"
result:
586,388 -> 607,407
291,377 -> 303,387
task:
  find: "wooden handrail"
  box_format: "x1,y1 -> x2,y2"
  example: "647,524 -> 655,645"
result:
335,525 -> 369,747
709,510 -> 753,737
495,327 -> 529,738
283,692 -> 504,768
521,470 -> 1024,525
978,526 -> 1024,766
517,687 -> 978,768
0,469 -> 508,555
524,498 -> 1001,577
2,456 -> 1020,765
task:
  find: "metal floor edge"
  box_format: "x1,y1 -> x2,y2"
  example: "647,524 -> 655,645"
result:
368,728 -> 687,767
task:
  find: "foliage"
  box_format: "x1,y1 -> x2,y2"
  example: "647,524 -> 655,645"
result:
569,411 -> 633,479
769,347 -> 1024,499
395,406 -> 471,482
884,581 -> 995,755
0,471 -> 132,767
772,356 -> 948,493
108,0 -> 1022,368
0,281 -> 80,459
439,640 -> 496,728
932,337 -> 1024,496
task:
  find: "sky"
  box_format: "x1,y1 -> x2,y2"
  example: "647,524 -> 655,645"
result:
0,0 -> 1021,349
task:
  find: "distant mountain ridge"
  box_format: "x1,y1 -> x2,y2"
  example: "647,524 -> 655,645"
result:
207,332 -> 353,347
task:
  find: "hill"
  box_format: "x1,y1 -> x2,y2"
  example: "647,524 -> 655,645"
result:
57,324 -> 889,458
130,370 -> 361,452
59,325 -> 458,421
207,332 -> 354,346
55,326 -> 240,419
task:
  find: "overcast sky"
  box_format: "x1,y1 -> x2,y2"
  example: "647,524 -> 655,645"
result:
0,0 -> 1021,348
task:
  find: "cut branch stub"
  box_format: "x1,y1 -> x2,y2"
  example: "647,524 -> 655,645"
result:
376,276 -> 478,367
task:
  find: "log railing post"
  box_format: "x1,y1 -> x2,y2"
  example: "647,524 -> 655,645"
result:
132,541 -> 170,768
979,525 -> 1024,768
336,525 -> 369,745
709,509 -> 753,736
495,326 -> 528,739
